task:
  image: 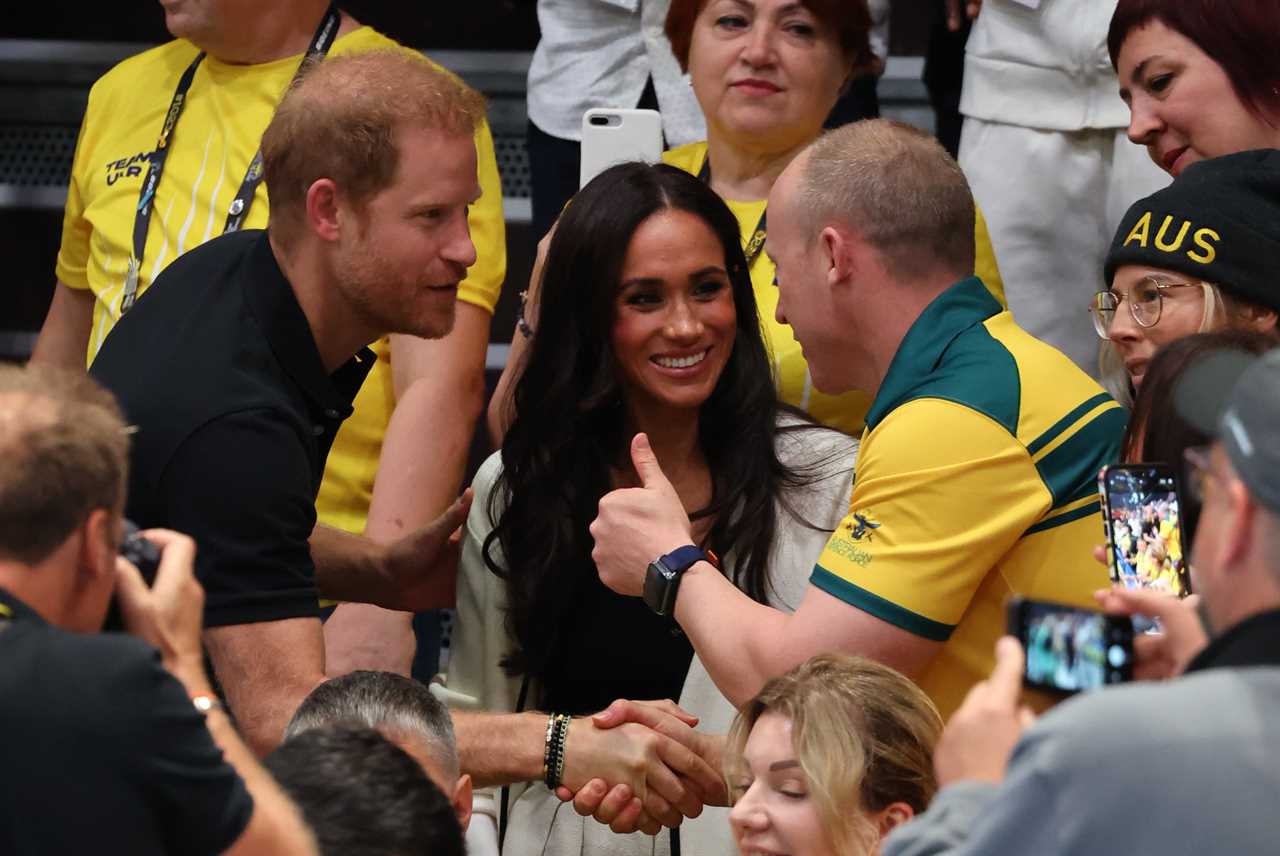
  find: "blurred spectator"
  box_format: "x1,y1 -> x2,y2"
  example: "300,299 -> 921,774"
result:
955,0 -> 1168,375
1096,151 -> 1280,403
286,670 -> 473,831
885,346 -> 1280,855
525,0 -> 705,242
727,654 -> 942,856
1109,0 -> 1280,178
825,0 -> 888,128
267,725 -> 465,856
88,51 -> 482,754
0,365 -> 315,856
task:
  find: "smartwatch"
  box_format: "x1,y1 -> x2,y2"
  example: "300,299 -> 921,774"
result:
643,545 -> 710,616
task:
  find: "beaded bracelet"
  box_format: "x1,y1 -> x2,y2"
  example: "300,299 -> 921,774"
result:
543,713 -> 571,789
516,290 -> 535,339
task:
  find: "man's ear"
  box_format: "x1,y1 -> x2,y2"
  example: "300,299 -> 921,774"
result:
304,178 -> 343,242
1240,305 -> 1277,335
874,801 -> 915,839
79,508 -> 118,585
819,225 -> 854,288
452,773 -> 473,831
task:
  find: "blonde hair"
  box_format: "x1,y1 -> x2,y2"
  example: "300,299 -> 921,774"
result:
1100,281 -> 1231,406
261,49 -> 487,244
725,655 -> 943,855
796,119 -> 976,283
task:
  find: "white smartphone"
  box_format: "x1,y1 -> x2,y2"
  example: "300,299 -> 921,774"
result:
579,108 -> 663,189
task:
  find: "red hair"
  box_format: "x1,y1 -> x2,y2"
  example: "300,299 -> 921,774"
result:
1108,0 -> 1280,124
665,0 -> 872,75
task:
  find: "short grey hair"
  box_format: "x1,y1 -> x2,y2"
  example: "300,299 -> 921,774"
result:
286,671 -> 459,779
795,119 -> 976,283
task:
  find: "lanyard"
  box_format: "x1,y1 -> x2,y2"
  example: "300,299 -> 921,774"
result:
122,3 -> 342,313
697,157 -> 768,268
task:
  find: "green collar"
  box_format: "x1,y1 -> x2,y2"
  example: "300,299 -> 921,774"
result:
864,277 -> 1003,430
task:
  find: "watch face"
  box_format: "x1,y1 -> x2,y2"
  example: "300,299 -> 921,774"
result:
644,559 -> 675,615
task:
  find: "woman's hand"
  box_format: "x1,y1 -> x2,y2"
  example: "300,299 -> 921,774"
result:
591,433 -> 695,597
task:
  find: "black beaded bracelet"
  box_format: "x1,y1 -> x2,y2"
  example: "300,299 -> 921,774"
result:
543,713 -> 570,789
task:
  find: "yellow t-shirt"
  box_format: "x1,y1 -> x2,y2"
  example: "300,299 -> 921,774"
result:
812,278 -> 1123,719
663,141 -> 1006,435
58,29 -> 507,536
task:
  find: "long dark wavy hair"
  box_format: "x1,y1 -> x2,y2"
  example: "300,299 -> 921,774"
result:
486,162 -> 834,680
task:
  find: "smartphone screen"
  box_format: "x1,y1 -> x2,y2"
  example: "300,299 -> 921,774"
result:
1099,464 -> 1191,599
1008,597 -> 1134,694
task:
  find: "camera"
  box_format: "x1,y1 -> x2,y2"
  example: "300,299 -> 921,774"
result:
103,520 -> 161,632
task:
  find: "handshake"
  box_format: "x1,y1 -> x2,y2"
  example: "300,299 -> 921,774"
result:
555,699 -> 728,835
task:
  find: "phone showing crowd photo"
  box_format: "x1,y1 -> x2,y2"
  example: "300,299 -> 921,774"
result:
1098,463 -> 1192,599
579,108 -> 663,189
1007,596 -> 1134,695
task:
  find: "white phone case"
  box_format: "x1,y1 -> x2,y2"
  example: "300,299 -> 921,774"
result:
579,108 -> 663,189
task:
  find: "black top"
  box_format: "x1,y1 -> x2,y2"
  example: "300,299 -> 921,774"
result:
1185,607 -> 1280,672
0,589 -> 252,855
539,564 -> 694,715
90,229 -> 373,627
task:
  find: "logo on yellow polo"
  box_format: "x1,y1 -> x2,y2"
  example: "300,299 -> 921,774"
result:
1123,212 -> 1220,264
848,510 -> 881,542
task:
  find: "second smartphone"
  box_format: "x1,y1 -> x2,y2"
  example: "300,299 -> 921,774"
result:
1007,596 -> 1134,694
1098,463 -> 1192,598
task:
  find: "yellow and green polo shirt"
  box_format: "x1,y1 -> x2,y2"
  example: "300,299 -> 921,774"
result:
812,277 -> 1124,719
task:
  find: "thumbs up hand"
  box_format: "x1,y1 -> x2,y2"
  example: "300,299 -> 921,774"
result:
590,433 -> 696,597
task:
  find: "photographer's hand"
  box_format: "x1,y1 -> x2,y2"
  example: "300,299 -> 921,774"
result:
114,529 -> 210,695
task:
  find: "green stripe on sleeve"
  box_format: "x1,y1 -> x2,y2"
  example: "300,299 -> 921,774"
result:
1027,392 -> 1116,457
1035,406 -> 1126,506
811,566 -> 955,641
1025,499 -> 1102,536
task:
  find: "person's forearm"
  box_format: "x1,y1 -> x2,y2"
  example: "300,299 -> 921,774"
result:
204,620 -> 326,756
673,562 -> 800,707
167,658 -> 318,855
309,523 -> 393,604
30,281 -> 94,370
486,329 -> 528,446
453,709 -> 551,788
324,328 -> 484,675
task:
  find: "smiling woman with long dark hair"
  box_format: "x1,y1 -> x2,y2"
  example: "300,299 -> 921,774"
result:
437,162 -> 855,856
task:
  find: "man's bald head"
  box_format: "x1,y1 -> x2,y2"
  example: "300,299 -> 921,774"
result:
789,119 -> 976,284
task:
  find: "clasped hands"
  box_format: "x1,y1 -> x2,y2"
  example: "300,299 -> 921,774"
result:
557,699 -> 728,836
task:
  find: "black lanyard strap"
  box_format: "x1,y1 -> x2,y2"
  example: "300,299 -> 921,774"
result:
121,3 -> 342,313
697,156 -> 768,268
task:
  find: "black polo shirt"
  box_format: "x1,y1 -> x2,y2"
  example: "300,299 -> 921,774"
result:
90,229 -> 373,627
0,589 -> 252,854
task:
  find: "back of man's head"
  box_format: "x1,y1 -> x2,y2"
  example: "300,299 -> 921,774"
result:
795,119 -> 976,284
0,364 -> 128,565
285,670 -> 460,782
261,48 -> 487,245
266,724 -> 464,856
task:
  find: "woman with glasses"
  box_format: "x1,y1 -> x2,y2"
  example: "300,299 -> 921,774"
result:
1092,151 -> 1280,403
